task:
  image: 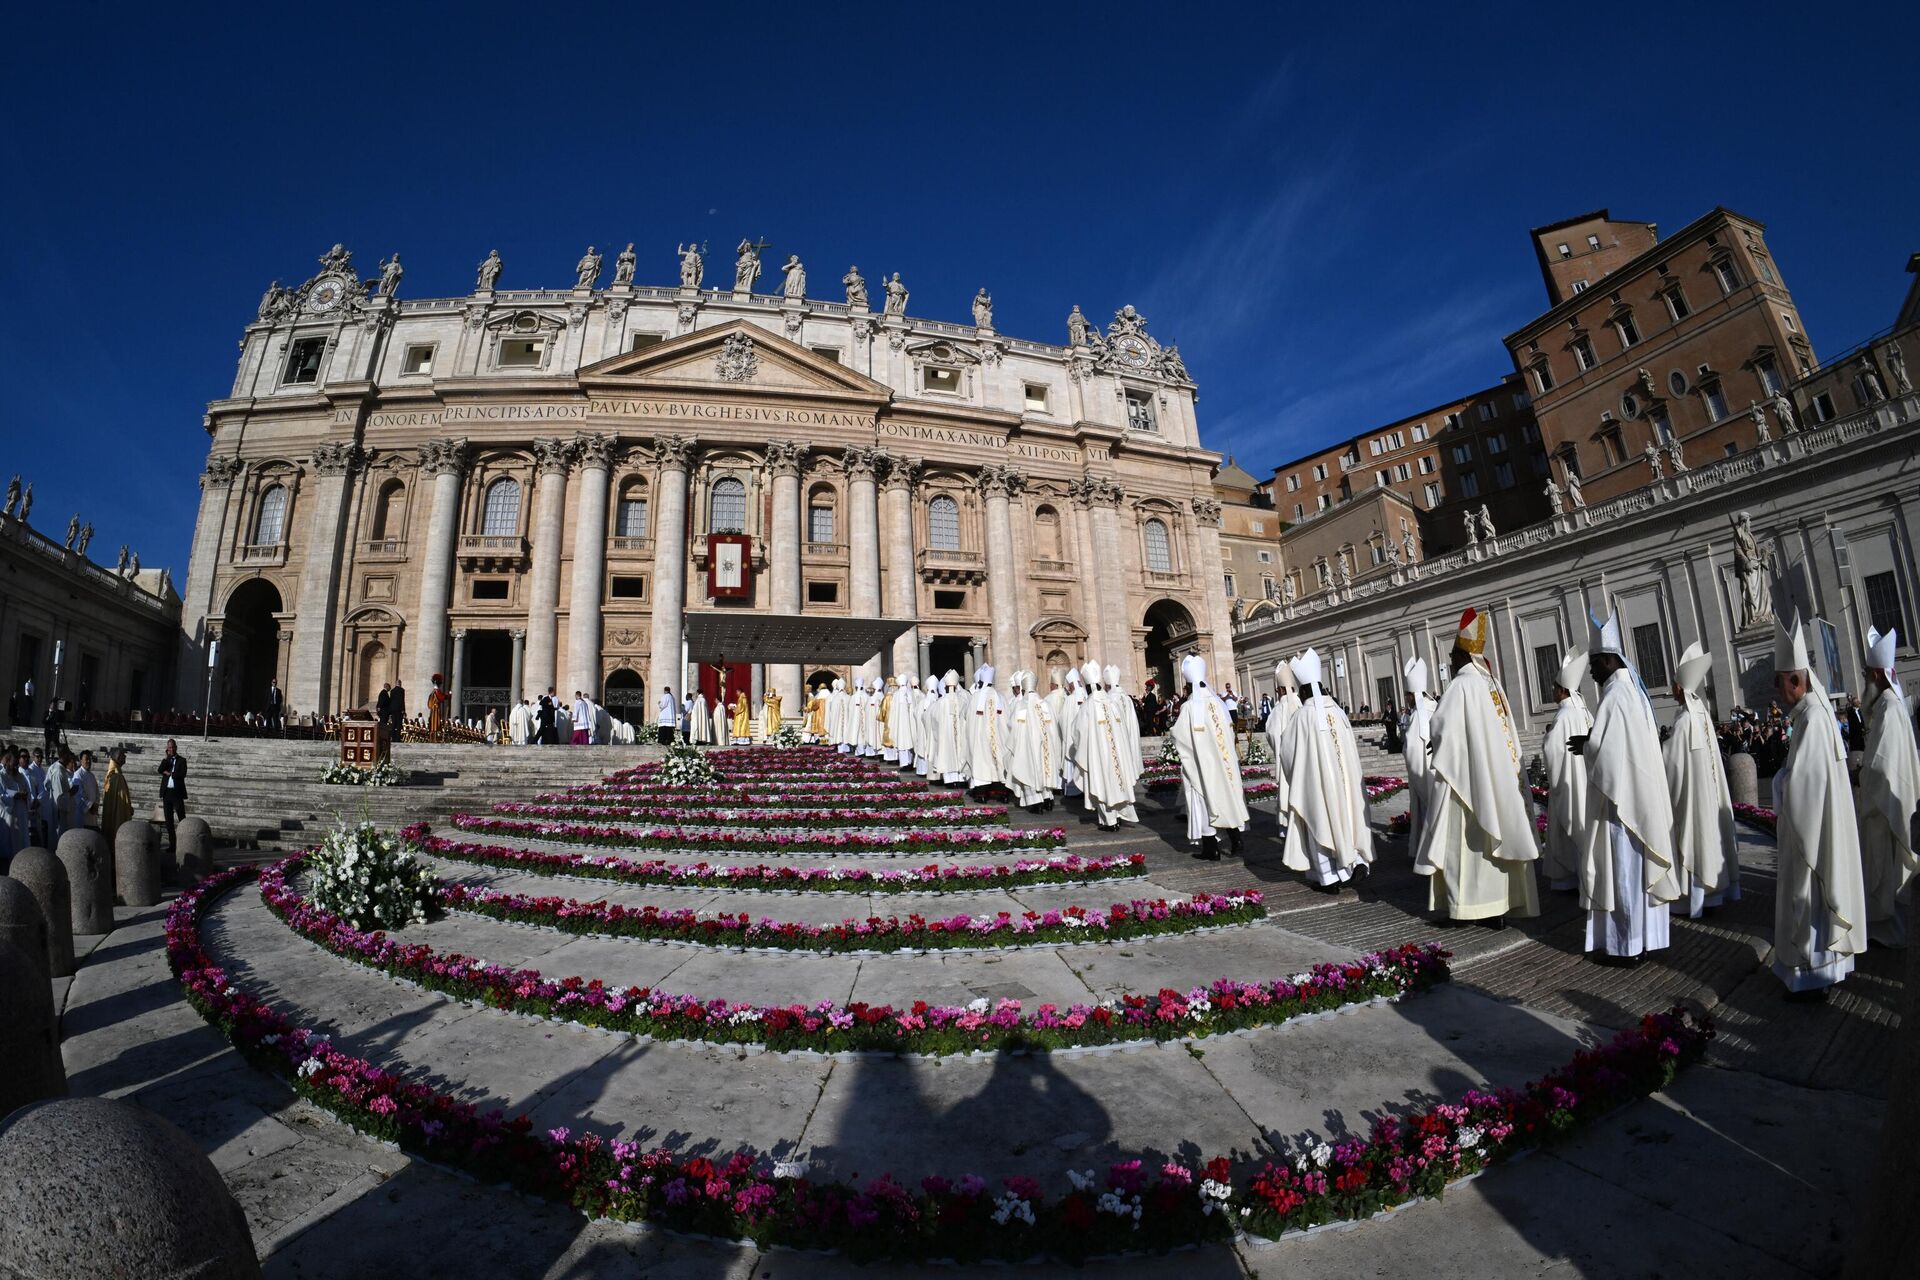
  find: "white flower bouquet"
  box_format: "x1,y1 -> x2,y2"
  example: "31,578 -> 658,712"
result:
306,820 -> 438,931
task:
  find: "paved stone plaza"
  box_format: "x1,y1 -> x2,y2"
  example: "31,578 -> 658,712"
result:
21,730 -> 1898,1277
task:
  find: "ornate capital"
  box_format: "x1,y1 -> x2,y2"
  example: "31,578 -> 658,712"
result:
310,441 -> 362,476
420,438 -> 473,477
883,454 -> 922,491
843,446 -> 883,481
766,440 -> 806,478
1074,473 -> 1122,507
573,432 -> 617,470
531,436 -> 577,475
1191,497 -> 1223,527
653,434 -> 697,472
977,464 -> 1025,498
201,455 -> 244,489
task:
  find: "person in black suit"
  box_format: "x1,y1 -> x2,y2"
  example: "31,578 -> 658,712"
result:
387,679 -> 407,740
42,701 -> 61,756
265,677 -> 284,735
536,692 -> 557,745
158,738 -> 188,854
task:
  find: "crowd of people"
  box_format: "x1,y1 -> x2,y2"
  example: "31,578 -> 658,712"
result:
0,740 -> 148,867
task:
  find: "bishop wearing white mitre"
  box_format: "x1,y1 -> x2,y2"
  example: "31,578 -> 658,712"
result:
965,666 -> 1007,792
1105,665 -> 1144,785
931,671 -> 969,784
825,678 -> 851,750
1075,661 -> 1138,829
1276,647 -> 1373,891
1264,659 -> 1302,825
1171,654 -> 1248,860
1400,656 -> 1435,849
1858,626 -> 1919,947
885,674 -> 914,766
1058,668 -> 1088,797
914,674 -> 941,775
1413,608 -> 1539,925
1579,612 -> 1681,959
1770,616 -> 1868,995
1663,641 -> 1741,916
1541,646 -> 1595,893
1006,672 -> 1058,810
862,676 -> 887,757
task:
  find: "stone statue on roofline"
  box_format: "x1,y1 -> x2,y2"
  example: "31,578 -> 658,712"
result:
1067,305 -> 1089,347
1749,400 -> 1772,443
972,288 -> 993,330
377,254 -> 404,297
883,272 -> 909,317
65,515 -> 78,549
613,243 -> 636,286
1545,477 -> 1563,515
781,255 -> 806,300
574,246 -> 602,290
3,474 -> 19,517
1645,442 -> 1665,481
476,249 -> 503,291
677,242 -> 704,289
77,522 -> 93,555
733,239 -> 764,293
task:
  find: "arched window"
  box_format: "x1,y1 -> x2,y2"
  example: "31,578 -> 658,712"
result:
1033,504 -> 1062,559
1143,518 -> 1172,573
807,484 -> 836,544
615,481 -> 648,537
254,484 -> 288,545
709,477 -> 746,532
372,479 -> 405,540
928,495 -> 960,550
481,478 -> 520,536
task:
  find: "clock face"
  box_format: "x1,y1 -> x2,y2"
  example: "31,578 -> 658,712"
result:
307,278 -> 345,313
1113,334 -> 1152,369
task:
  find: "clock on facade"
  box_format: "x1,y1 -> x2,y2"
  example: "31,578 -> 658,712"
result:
1111,334 -> 1153,369
306,278 -> 347,314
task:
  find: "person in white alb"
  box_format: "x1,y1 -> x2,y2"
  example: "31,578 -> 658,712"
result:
826,678 -> 851,751
1170,654 -> 1248,860
1769,615 -> 1869,996
655,687 -> 677,746
861,677 -> 885,758
1058,668 -> 1087,798
1264,658 -> 1302,828
1400,656 -> 1435,852
1076,661 -> 1138,829
1857,626 -> 1918,947
1663,641 -> 1741,916
1104,665 -> 1143,785
686,690 -> 712,745
1578,610 -> 1681,961
931,671 -> 969,785
508,698 -> 531,746
1006,671 -> 1058,811
915,673 -> 940,776
966,666 -> 1007,793
1276,647 -> 1373,891
1541,646 -> 1594,893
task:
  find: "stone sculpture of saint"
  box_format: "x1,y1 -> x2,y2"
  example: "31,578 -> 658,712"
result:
1282,577 -> 1296,603
117,545 -> 129,572
677,242 -> 704,289
1478,505 -> 1496,540
1858,356 -> 1887,402
3,474 -> 18,517
78,522 -> 93,554
1161,346 -> 1190,382
1544,477 -> 1563,515
257,280 -> 288,321
613,243 -> 636,286
733,239 -> 763,293
1748,400 -> 1772,443
1770,394 -> 1797,434
128,550 -> 139,575
476,250 -> 503,291
972,288 -> 993,329
781,255 -> 806,300
64,515 -> 78,549
1638,367 -> 1657,400
1463,510 -> 1479,545
1565,470 -> 1585,509
1888,340 -> 1911,393
1670,439 -> 1689,473
1402,530 -> 1417,562
1067,305 -> 1089,347
1337,559 -> 1353,589
378,254 -> 404,297
1645,442 -> 1665,481
1732,512 -> 1773,630
575,246 -> 602,289
884,272 -> 908,317
17,484 -> 29,523
843,266 -> 868,308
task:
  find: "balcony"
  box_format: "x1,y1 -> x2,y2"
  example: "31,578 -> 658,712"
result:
234,542 -> 288,567
362,537 -> 407,562
458,533 -> 528,572
916,547 -> 986,584
802,540 -> 848,564
609,535 -> 653,556
1029,556 -> 1075,578
1146,568 -> 1189,589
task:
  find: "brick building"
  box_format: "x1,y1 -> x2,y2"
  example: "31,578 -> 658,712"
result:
1212,457 -> 1284,622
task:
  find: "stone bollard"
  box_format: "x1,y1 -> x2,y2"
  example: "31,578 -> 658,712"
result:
0,938 -> 67,1119
1728,751 -> 1759,808
56,829 -> 114,937
175,816 -> 214,886
0,1097 -> 261,1279
0,878 -> 51,983
8,849 -> 74,979
114,818 -> 161,908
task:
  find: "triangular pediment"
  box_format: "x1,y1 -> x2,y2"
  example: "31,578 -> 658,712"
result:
580,320 -> 890,402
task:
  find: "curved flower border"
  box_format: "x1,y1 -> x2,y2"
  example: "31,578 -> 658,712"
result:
448,813 -> 1066,855
536,786 -> 957,807
1732,802 -> 1776,835
173,866 -> 1709,1262
489,801 -> 1010,829
409,828 -> 1147,895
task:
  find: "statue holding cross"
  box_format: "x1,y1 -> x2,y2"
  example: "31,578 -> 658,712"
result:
733,238 -> 769,293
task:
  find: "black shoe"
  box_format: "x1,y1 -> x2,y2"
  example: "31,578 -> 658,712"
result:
1226,828 -> 1244,856
1193,835 -> 1221,862
1481,915 -> 1508,931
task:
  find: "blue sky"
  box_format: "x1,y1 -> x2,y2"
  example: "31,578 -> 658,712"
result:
3,1 -> 1913,578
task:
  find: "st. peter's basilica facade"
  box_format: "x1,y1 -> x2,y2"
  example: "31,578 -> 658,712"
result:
178,241 -> 1237,722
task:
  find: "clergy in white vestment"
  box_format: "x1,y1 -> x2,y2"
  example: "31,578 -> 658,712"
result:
714,697 -> 731,746
1858,627 -> 1919,947
826,678 -> 852,751
886,675 -> 914,766
1770,616 -> 1869,994
1580,612 -> 1682,959
1412,608 -> 1540,924
508,699 -> 531,746
592,702 -> 613,746
847,679 -> 869,754
1042,671 -> 1067,732
931,671 -> 970,784
1541,646 -> 1595,893
805,684 -> 829,743
1076,661 -> 1139,829
1058,669 -> 1087,796
1104,665 -> 1144,784
861,678 -> 886,757
688,692 -> 713,745
1170,655 -> 1249,859
915,673 -> 940,775
1277,647 -> 1373,889
1007,672 -> 1059,809
1265,659 -> 1302,826
1401,657 -> 1435,851
1663,641 -> 1740,915
966,666 -> 1008,791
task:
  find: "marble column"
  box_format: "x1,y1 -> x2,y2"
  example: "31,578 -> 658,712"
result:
917,635 -> 932,681
965,637 -> 981,680
766,441 -> 804,707
647,435 -> 696,704
882,455 -> 922,679
286,442 -> 359,717
509,628 -> 526,707
176,457 -> 242,708
846,447 -> 884,682
979,464 -> 1023,673
411,438 -> 471,694
450,628 -> 468,717
1191,497 -> 1238,685
522,437 -> 574,699
565,434 -> 616,701
1069,479 -> 1101,665
1087,477 -> 1131,670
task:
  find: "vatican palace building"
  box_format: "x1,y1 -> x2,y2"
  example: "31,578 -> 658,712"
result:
177,243 -> 1238,723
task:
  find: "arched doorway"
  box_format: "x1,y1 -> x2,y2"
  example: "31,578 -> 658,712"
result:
807,669 -> 838,692
221,578 -> 284,716
355,640 -> 390,708
604,668 -> 645,728
1142,599 -> 1197,697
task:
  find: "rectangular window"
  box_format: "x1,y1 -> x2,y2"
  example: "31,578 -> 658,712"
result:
1293,502 -> 1304,520
1370,542 -> 1387,566
1649,408 -> 1673,443
610,576 -> 646,599
1392,462 -> 1411,482
1317,494 -> 1332,511
809,345 -> 842,364
1863,571 -> 1906,640
1224,574 -> 1235,597
1459,472 -> 1481,498
1478,402 -> 1497,422
1312,463 -> 1328,481
1587,234 -> 1602,250
1600,428 -> 1626,465
807,504 -> 834,543
1412,423 -> 1428,441
1513,391 -> 1531,410
1250,520 -> 1264,533
1450,443 -> 1474,465
1755,253 -> 1778,284
1494,460 -> 1515,487
1445,412 -> 1465,431
1377,469 -> 1391,487
922,366 -> 961,394
1571,279 -> 1589,293
1571,336 -> 1597,372
1632,623 -> 1669,688
1664,287 -> 1691,321
1714,259 -> 1742,294
1256,549 -> 1273,563
1418,455 -> 1436,475
1755,358 -> 1782,395
1812,392 -> 1836,422
807,581 -> 839,604
1286,474 -> 1301,491
1615,314 -> 1641,347
616,497 -> 648,536
1369,439 -> 1383,457
1533,364 -> 1555,394
1023,383 -> 1049,412
1125,390 -> 1157,432
471,579 -> 509,601
1388,431 -> 1404,449
1523,421 -> 1541,444
1781,311 -> 1797,333
933,589 -> 966,610
1557,242 -> 1572,258
401,343 -> 435,376
283,337 -> 325,384
1560,450 -> 1582,480
1423,481 -> 1441,507
1702,382 -> 1729,422
1534,644 -> 1562,702
498,337 -> 544,367
1486,432 -> 1508,454
629,332 -> 664,351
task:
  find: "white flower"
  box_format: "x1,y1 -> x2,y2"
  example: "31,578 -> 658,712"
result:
1456,1126 -> 1484,1151
1066,1169 -> 1095,1192
966,998 -> 989,1015
1199,1178 -> 1232,1202
297,1057 -> 324,1079
1310,1141 -> 1332,1168
990,1193 -> 1036,1226
772,1159 -> 809,1179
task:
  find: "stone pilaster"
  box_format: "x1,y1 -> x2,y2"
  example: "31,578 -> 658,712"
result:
522,437 -> 575,698
978,465 -> 1023,674
766,441 -> 804,706
509,627 -> 526,705
1191,496 -> 1237,685
286,441 -> 361,716
1085,476 -> 1131,672
565,433 -> 616,700
845,446 -> 884,681
411,438 -> 470,693
175,454 -> 243,708
1069,480 -> 1100,664
450,628 -> 469,717
883,455 -> 922,679
647,435 -> 696,704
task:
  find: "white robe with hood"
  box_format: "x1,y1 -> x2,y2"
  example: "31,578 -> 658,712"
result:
1279,670 -> 1373,885
1772,680 -> 1870,990
1413,659 -> 1540,920
1859,679 -> 1920,947
1582,665 -> 1681,956
1663,689 -> 1741,914
1169,662 -> 1248,840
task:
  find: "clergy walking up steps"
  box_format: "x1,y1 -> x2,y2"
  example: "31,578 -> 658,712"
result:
1541,646 -> 1594,894
1275,647 -> 1373,891
1170,654 -> 1247,859
1664,641 -> 1742,916
1855,626 -> 1917,949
